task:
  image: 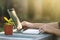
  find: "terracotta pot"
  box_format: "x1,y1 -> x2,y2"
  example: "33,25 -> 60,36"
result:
4,24 -> 13,35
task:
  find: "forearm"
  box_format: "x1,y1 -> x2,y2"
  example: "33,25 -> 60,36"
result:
26,22 -> 45,29
32,22 -> 59,29
47,22 -> 59,28
22,21 -> 59,29
52,29 -> 60,37
31,23 -> 45,29
26,22 -> 59,29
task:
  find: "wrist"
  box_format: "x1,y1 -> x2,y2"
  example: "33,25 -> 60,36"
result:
26,22 -> 34,28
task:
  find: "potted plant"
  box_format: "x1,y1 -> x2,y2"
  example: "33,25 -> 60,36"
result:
4,17 -> 15,35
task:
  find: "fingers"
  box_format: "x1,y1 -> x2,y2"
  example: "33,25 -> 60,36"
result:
39,24 -> 46,33
39,24 -> 52,33
39,24 -> 57,34
21,21 -> 31,30
39,27 -> 44,33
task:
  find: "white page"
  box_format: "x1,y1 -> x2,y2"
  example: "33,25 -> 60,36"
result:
22,29 -> 40,34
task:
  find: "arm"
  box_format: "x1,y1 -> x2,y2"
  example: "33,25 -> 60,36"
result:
39,22 -> 60,36
32,22 -> 59,29
21,21 -> 45,29
22,21 -> 59,29
22,21 -> 60,36
40,25 -> 60,36
53,29 -> 60,36
47,22 -> 59,28
47,22 -> 60,36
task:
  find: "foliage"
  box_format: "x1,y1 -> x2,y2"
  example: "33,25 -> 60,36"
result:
4,17 -> 15,25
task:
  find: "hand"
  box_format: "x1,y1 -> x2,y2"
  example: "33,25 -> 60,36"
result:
21,21 -> 31,27
17,21 -> 28,30
21,21 -> 32,30
39,24 -> 58,34
17,21 -> 33,30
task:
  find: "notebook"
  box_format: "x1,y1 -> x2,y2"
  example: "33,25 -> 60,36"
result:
22,29 -> 40,34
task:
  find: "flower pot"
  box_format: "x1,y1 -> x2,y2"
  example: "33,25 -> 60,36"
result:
4,24 -> 13,35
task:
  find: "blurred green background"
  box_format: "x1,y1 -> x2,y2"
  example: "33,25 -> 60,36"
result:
0,0 -> 60,31
12,0 -> 60,23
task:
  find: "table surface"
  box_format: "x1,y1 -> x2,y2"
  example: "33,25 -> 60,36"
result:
0,29 -> 54,40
